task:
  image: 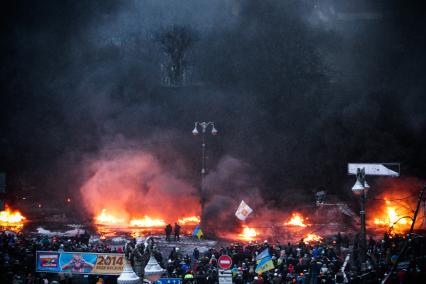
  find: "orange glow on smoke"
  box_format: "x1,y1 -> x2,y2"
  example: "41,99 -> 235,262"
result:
0,205 -> 26,226
238,226 -> 258,241
284,212 -> 309,227
303,233 -> 322,244
373,199 -> 411,234
81,150 -> 201,235
178,216 -> 200,225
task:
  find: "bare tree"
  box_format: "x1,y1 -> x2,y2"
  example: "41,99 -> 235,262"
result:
155,25 -> 197,86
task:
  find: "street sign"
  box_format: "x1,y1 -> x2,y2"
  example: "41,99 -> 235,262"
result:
347,163 -> 399,176
219,269 -> 232,284
218,255 -> 233,270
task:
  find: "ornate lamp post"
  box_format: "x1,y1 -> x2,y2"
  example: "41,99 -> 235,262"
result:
143,255 -> 165,283
192,121 -> 218,228
117,261 -> 141,284
142,237 -> 165,283
351,167 -> 370,263
347,163 -> 400,266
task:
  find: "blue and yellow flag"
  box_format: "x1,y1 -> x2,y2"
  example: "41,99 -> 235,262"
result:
255,256 -> 275,274
192,225 -> 203,239
255,248 -> 270,263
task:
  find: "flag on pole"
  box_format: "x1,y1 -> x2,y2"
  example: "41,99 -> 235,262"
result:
192,225 -> 203,239
235,200 -> 253,221
255,256 -> 275,274
255,248 -> 270,263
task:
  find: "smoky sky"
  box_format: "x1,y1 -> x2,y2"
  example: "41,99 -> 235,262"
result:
1,0 -> 425,214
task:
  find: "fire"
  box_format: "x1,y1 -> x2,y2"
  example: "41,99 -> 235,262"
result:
303,233 -> 322,244
239,226 -> 258,241
178,216 -> 200,225
373,199 -> 411,233
0,205 -> 26,226
95,209 -> 199,229
130,216 -> 166,227
284,212 -> 309,227
80,150 -> 201,234
95,209 -> 126,225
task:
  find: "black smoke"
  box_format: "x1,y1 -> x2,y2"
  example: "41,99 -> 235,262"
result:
0,0 -> 425,220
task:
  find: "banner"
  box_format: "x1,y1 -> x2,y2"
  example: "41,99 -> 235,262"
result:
155,278 -> 182,284
36,251 -> 125,275
235,200 -> 253,221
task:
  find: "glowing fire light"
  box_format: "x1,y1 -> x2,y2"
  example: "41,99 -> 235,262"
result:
178,216 -> 200,225
95,209 -> 181,228
373,199 -> 411,233
239,226 -> 258,241
95,209 -> 126,225
0,206 -> 26,226
130,216 -> 166,227
284,212 -> 309,227
303,233 -> 322,244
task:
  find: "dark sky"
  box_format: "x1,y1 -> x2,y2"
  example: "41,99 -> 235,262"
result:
0,0 -> 425,212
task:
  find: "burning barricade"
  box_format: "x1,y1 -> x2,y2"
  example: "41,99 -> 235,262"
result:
0,205 -> 26,232
372,199 -> 413,234
284,212 -> 310,228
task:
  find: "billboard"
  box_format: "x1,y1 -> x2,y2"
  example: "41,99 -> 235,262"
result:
36,251 -> 125,275
155,279 -> 182,284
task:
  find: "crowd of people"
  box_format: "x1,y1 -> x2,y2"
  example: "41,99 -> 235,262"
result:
1,228 -> 426,283
0,230 -> 118,284
121,231 -> 426,283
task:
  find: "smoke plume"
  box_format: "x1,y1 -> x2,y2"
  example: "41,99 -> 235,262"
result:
79,143 -> 200,222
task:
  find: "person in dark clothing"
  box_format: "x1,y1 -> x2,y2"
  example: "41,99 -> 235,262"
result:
165,224 -> 172,242
174,223 -> 181,241
193,247 -> 200,260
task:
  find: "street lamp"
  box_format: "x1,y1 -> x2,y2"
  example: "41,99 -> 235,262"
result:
347,163 -> 400,265
117,261 -> 141,284
143,237 -> 165,283
144,255 -> 165,282
192,121 -> 218,227
351,168 -> 369,263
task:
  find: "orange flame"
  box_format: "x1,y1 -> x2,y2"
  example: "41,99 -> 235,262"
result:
303,233 -> 322,244
178,216 -> 200,225
80,151 -> 200,233
95,209 -> 199,230
0,205 -> 26,226
238,225 -> 258,241
373,199 -> 411,234
95,209 -> 126,225
284,212 -> 309,227
130,216 -> 166,227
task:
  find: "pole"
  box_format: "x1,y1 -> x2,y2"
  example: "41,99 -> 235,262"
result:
360,189 -> 367,263
409,185 -> 425,233
357,168 -> 367,263
200,130 -> 206,228
193,121 -> 217,231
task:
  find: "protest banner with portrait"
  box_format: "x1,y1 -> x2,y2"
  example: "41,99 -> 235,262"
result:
36,251 -> 125,275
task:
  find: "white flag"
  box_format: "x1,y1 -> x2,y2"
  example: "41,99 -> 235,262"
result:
235,200 -> 253,221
